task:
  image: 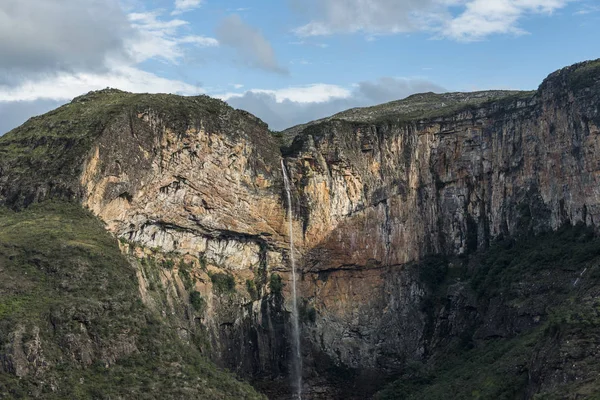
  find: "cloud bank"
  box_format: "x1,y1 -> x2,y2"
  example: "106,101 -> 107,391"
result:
0,0 -> 217,104
0,0 -> 131,79
223,78 -> 445,131
294,0 -> 573,41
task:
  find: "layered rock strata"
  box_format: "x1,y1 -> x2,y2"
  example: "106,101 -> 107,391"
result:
0,60 -> 599,398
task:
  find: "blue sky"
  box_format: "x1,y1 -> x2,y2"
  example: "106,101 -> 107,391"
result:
0,0 -> 599,133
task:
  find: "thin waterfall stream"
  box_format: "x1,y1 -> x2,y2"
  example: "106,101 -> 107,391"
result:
281,159 -> 302,400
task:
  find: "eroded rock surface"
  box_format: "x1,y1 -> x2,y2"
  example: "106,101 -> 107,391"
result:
1,60 -> 599,398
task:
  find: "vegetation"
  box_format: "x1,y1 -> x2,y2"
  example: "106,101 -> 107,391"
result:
246,279 -> 259,301
269,273 -> 284,296
376,332 -> 535,400
178,260 -> 195,290
0,201 -> 264,399
299,299 -> 317,324
417,255 -> 449,291
566,59 -> 600,92
302,90 -> 533,127
190,291 -> 206,313
376,223 -> 600,399
471,222 -> 600,297
210,272 -> 236,294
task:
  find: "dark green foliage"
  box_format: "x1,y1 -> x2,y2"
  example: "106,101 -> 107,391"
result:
140,256 -> 162,292
199,253 -> 208,271
418,256 -> 449,291
162,259 -> 175,269
210,272 -> 236,294
299,299 -> 317,323
566,59 -> 600,92
376,333 -> 535,400
377,223 -> 600,400
0,201 -> 138,323
246,279 -> 259,300
178,261 -> 194,290
0,201 -> 264,399
269,273 -> 284,295
270,130 -> 284,139
471,222 -> 600,297
190,291 -> 206,313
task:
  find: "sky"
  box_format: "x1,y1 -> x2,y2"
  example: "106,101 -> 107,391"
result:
0,0 -> 599,134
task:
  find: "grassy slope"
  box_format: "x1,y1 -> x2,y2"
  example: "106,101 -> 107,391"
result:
0,201 -> 264,399
376,224 -> 600,399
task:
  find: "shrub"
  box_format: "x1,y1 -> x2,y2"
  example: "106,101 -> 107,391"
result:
269,273 -> 284,295
179,268 -> 194,291
199,253 -> 208,271
299,300 -> 317,323
246,279 -> 259,300
418,256 -> 448,291
189,291 -> 206,313
210,272 -> 236,294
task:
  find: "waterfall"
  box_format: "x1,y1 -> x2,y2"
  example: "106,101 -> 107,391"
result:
281,159 -> 302,400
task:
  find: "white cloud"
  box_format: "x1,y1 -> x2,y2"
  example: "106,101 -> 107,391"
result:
127,11 -> 218,64
172,0 -> 204,15
294,0 -> 445,37
0,0 -> 218,100
221,78 -> 444,130
290,59 -> 312,65
0,67 -> 200,102
217,84 -> 351,104
178,36 -> 219,46
443,0 -> 572,41
0,0 -> 212,133
289,41 -> 330,48
293,0 -> 573,41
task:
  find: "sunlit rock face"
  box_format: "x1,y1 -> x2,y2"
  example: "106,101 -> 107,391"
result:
1,61 -> 599,398
270,62 -> 599,380
287,82 -> 600,269
71,96 -> 296,379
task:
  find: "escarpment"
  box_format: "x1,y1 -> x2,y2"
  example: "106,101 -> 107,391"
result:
1,59 -> 600,399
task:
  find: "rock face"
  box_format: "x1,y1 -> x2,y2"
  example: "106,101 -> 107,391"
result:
1,60 -> 600,398
281,60 -> 600,382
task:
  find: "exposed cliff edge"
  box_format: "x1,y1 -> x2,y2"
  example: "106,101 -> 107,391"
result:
0,59 -> 599,399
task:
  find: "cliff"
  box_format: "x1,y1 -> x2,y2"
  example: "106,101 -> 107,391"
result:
0,202 -> 265,399
0,59 -> 599,399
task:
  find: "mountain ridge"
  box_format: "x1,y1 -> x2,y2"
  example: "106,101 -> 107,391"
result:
1,58 -> 600,399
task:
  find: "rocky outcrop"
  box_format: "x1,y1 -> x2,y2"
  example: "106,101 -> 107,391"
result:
276,60 -> 600,380
1,60 -> 599,398
287,69 -> 600,266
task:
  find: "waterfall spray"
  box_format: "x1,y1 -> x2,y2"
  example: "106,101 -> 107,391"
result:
281,159 -> 302,400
